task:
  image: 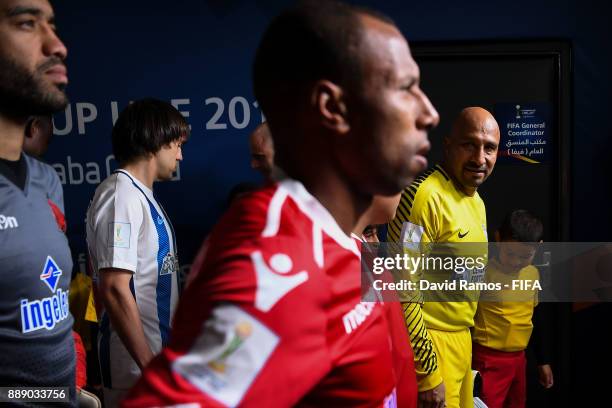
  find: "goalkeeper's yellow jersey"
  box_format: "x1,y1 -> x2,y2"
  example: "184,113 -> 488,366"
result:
387,164 -> 488,389
388,164 -> 488,331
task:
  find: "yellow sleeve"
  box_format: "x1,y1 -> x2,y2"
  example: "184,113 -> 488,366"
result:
388,186 -> 443,390
402,302 -> 443,390
387,184 -> 439,244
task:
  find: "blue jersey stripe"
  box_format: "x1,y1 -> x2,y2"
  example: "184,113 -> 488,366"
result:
147,200 -> 172,346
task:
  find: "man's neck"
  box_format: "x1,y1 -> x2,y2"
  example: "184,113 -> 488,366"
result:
282,159 -> 370,236
122,159 -> 157,190
306,178 -> 369,237
0,113 -> 28,161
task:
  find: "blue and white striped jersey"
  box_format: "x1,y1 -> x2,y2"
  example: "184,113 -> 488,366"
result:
86,169 -> 180,390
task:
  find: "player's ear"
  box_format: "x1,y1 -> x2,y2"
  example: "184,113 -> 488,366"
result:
311,80 -> 349,134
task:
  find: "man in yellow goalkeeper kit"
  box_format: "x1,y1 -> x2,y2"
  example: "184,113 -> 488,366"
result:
388,107 -> 500,408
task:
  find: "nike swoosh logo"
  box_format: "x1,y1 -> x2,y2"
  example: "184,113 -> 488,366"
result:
458,230 -> 469,238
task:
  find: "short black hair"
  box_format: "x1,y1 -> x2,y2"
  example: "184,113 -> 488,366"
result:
112,98 -> 189,166
253,0 -> 395,122
498,209 -> 544,242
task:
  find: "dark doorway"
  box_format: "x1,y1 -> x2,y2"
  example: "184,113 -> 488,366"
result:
411,40 -> 572,408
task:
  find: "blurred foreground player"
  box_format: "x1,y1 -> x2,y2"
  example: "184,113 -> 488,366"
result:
124,1 -> 438,407
86,99 -> 188,407
0,0 -> 76,405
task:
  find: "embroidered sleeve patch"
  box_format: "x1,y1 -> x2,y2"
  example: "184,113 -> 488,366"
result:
400,221 -> 424,251
108,222 -> 131,248
172,304 -> 279,407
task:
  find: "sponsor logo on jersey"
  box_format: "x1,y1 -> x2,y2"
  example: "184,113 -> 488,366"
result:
452,265 -> 485,284
342,301 -> 376,334
467,266 -> 486,283
20,288 -> 70,333
47,199 -> 66,232
251,251 -> 309,312
21,256 -> 70,333
40,256 -> 62,293
0,214 -> 18,230
108,222 -> 131,248
458,230 -> 469,239
160,252 -> 179,276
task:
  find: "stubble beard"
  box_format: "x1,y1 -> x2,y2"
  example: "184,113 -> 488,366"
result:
0,55 -> 68,117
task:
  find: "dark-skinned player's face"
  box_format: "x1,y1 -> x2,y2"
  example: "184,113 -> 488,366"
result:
0,0 -> 68,116
341,15 -> 439,196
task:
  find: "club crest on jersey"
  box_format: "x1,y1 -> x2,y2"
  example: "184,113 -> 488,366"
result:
40,256 -> 62,293
160,252 -> 179,276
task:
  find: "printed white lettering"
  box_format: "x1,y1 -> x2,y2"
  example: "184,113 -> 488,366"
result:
20,289 -> 70,333
76,102 -> 98,134
0,214 -> 18,230
342,301 -> 375,334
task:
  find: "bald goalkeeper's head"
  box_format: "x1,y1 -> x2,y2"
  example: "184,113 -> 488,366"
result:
442,107 -> 500,196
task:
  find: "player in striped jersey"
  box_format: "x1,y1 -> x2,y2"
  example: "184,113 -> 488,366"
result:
86,99 -> 188,407
388,107 -> 500,408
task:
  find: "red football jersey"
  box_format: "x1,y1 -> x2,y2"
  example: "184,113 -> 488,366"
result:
122,180 -> 411,407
